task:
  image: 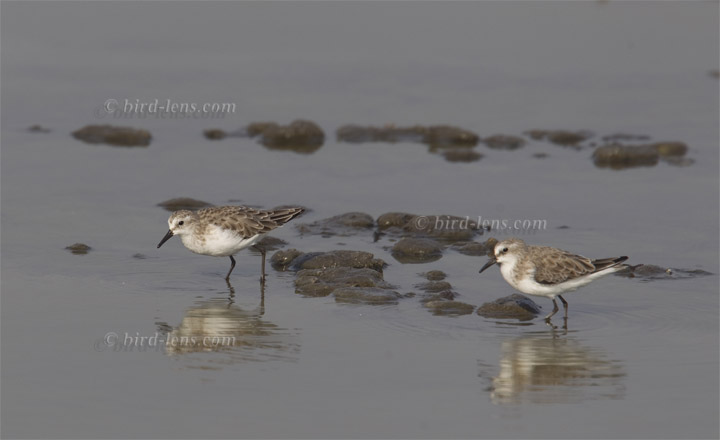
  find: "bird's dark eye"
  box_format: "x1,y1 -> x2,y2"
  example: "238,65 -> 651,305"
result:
178,221 -> 184,226
502,247 -> 508,253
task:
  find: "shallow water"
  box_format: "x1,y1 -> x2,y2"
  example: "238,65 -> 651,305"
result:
1,2 -> 718,438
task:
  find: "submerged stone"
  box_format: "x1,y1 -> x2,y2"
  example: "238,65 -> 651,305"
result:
66,243 -> 92,255
482,134 -> 526,150
292,250 -> 386,272
270,248 -> 304,270
28,125 -> 51,133
593,144 -> 659,169
424,300 -> 475,316
524,129 -> 591,147
423,270 -> 447,281
203,129 -> 227,140
415,280 -> 453,293
615,264 -> 712,281
477,294 -> 541,321
248,120 -> 324,154
391,238 -> 443,264
652,141 -> 688,157
377,212 -> 418,230
297,212 -> 374,237
334,287 -> 402,305
424,125 -> 480,148
453,241 -> 493,257
72,124 -> 151,147
402,215 -> 477,242
294,267 -> 395,298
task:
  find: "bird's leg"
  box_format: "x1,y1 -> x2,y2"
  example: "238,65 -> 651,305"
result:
225,255 -> 236,281
558,295 -> 569,318
545,298 -> 559,321
225,278 -> 236,306
253,245 -> 266,284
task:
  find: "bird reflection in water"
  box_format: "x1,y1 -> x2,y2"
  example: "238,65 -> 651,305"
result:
156,280 -> 300,365
486,332 -> 626,405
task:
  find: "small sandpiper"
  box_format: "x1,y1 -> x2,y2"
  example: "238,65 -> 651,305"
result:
157,205 -> 305,283
479,238 -> 628,320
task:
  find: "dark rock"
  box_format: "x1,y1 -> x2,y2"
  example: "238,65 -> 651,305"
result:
524,129 -> 591,147
615,264 -> 712,281
297,212 -> 374,237
453,241 -> 493,256
291,250 -> 386,272
377,212 -> 417,230
593,144 -> 660,169
402,215 -> 476,242
391,238 -> 443,264
423,270 -> 447,281
294,267 -> 394,298
424,125 -> 480,148
532,153 -> 549,159
420,291 -> 458,302
72,125 -> 151,147
482,134 -> 526,150
442,149 -> 483,162
249,120 -> 324,154
28,125 -> 51,133
246,122 -> 279,137
424,300 -> 475,316
157,198 -> 214,211
270,248 -> 304,270
66,243 -> 91,255
652,142 -> 688,157
336,124 -> 425,144
477,294 -> 541,321
334,287 -> 402,305
203,129 -> 226,140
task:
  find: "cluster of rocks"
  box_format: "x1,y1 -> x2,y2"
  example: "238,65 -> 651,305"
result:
63,122 -> 694,170
416,271 -> 475,317
204,120 -> 325,154
295,211 -> 497,264
270,249 -> 402,304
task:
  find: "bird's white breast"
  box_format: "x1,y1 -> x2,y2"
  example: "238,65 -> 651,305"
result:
180,225 -> 263,257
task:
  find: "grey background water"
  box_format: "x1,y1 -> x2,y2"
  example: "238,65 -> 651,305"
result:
1,2 -> 718,439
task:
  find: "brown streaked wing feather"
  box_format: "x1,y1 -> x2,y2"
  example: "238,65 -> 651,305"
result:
590,256 -> 628,272
197,206 -> 305,239
267,207 -> 305,225
532,248 -> 595,285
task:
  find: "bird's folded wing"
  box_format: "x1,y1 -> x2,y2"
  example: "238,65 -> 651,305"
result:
533,251 -> 595,284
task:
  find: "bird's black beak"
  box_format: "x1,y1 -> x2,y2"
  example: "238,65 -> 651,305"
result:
479,257 -> 497,274
157,230 -> 174,248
